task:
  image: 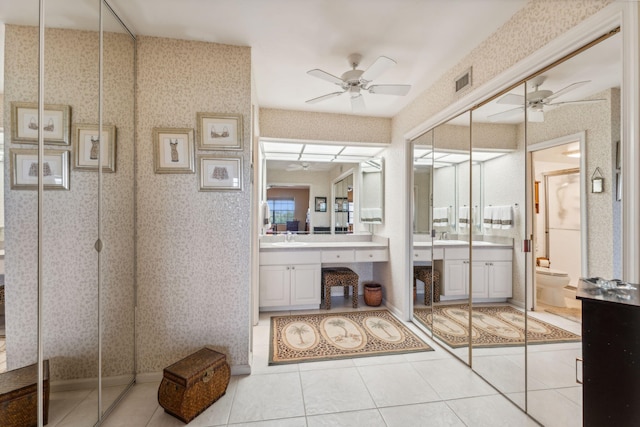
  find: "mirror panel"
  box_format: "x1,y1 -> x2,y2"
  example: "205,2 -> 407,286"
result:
43,0 -> 101,424
525,32 -> 621,425
431,111 -> 471,365
411,129 -> 434,337
100,2 -> 136,413
470,83 -> 526,411
333,173 -> 353,234
360,158 -> 383,224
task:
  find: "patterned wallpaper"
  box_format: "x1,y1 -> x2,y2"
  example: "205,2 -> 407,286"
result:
3,25 -> 136,380
135,36 -> 252,373
260,108 -> 391,143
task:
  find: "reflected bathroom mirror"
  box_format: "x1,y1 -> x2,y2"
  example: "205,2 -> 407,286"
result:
360,158 -> 384,224
260,139 -> 385,235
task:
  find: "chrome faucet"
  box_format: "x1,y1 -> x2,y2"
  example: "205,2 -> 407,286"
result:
440,231 -> 448,240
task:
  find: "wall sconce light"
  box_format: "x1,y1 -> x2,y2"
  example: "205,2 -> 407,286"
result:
591,167 -> 604,193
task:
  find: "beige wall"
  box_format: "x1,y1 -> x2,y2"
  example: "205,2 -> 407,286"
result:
260,108 -> 391,143
135,36 -> 252,373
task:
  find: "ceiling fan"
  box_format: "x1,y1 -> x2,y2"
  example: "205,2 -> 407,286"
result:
488,75 -> 604,122
286,162 -> 313,172
305,53 -> 411,112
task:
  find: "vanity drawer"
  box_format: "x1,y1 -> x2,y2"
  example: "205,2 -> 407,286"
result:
444,247 -> 470,260
473,248 -> 512,262
413,248 -> 432,261
321,249 -> 355,263
260,250 -> 321,265
355,248 -> 388,262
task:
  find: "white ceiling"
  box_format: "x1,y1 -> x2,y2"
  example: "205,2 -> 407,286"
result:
0,0 -> 528,117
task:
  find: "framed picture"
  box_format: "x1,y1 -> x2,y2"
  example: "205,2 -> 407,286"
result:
11,102 -> 71,145
335,197 -> 347,212
11,149 -> 70,190
315,196 -> 327,212
199,156 -> 243,191
72,124 -> 117,172
196,113 -> 243,150
153,127 -> 195,174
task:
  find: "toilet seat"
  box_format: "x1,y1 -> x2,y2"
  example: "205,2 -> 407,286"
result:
535,267 -> 569,277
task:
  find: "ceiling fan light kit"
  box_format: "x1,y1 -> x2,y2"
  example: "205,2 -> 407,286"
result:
306,53 -> 412,112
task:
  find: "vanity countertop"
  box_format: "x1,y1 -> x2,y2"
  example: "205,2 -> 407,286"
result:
413,240 -> 512,249
260,240 -> 387,250
577,278 -> 640,307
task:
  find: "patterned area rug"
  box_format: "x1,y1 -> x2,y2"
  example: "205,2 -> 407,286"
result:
270,310 -> 433,365
413,304 -> 580,348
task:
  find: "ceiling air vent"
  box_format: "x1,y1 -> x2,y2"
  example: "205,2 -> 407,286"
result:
455,67 -> 472,93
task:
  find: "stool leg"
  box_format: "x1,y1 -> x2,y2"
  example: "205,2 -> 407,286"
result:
352,284 -> 358,308
434,275 -> 441,303
325,284 -> 331,310
343,285 -> 349,298
424,276 -> 431,306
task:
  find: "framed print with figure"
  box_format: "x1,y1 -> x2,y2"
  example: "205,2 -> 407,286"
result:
73,124 -> 117,172
199,156 -> 243,191
196,113 -> 243,150
315,197 -> 327,212
153,127 -> 195,174
11,149 -> 70,190
11,102 -> 71,145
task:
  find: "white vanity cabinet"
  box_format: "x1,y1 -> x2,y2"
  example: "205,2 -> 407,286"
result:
259,250 -> 321,310
441,246 -> 512,300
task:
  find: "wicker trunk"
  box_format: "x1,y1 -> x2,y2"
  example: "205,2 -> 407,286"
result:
158,347 -> 230,423
0,360 -> 50,427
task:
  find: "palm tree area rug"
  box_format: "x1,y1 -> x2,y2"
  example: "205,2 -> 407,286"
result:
269,310 -> 433,365
413,304 -> 581,349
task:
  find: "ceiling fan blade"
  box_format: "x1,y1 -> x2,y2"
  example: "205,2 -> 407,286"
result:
360,56 -> 396,82
547,98 -> 606,107
307,69 -> 344,85
351,94 -> 366,112
545,80 -> 589,101
487,106 -> 525,122
368,84 -> 411,96
497,93 -> 525,105
305,91 -> 345,104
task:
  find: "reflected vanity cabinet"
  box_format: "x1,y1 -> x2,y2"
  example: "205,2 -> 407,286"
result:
259,251 -> 321,310
441,247 -> 512,299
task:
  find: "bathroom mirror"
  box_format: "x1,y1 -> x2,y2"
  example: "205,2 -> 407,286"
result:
411,129 -> 434,338
333,173 -> 354,234
524,31 -> 621,425
430,111 -> 471,366
470,83 -> 527,411
360,157 -> 384,224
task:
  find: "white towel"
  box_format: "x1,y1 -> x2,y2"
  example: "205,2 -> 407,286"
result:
498,205 -> 513,229
433,207 -> 450,228
459,206 -> 470,229
483,206 -> 494,229
261,201 -> 272,231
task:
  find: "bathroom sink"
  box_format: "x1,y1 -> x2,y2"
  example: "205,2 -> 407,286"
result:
271,241 -> 308,247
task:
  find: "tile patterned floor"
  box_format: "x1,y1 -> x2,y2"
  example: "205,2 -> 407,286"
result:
4,296 -> 582,426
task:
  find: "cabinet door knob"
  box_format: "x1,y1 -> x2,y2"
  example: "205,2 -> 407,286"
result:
291,266 -> 295,270
286,267 -> 290,270
369,254 -> 373,258
336,255 -> 340,258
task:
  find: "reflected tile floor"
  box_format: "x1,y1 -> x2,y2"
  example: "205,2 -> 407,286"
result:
99,296 -> 542,427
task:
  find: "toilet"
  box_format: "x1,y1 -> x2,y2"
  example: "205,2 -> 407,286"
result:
535,266 -> 571,307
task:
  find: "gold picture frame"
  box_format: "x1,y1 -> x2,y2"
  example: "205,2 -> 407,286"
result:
11,102 -> 71,145
72,124 -> 117,172
199,156 -> 243,191
11,148 -> 70,190
153,127 -> 195,174
196,112 -> 243,151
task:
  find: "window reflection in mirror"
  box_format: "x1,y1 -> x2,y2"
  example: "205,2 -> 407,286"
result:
360,158 -> 383,224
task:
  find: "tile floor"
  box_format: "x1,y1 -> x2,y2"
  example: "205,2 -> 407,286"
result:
100,297 -> 545,427
1,296 -> 580,426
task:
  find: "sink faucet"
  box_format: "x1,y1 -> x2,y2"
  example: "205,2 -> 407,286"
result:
285,231 -> 293,242
440,232 -> 448,240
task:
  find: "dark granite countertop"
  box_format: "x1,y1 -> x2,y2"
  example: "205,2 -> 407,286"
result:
577,278 -> 640,307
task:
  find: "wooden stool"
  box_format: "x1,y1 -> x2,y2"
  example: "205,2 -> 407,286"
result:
321,267 -> 359,309
413,266 -> 441,306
